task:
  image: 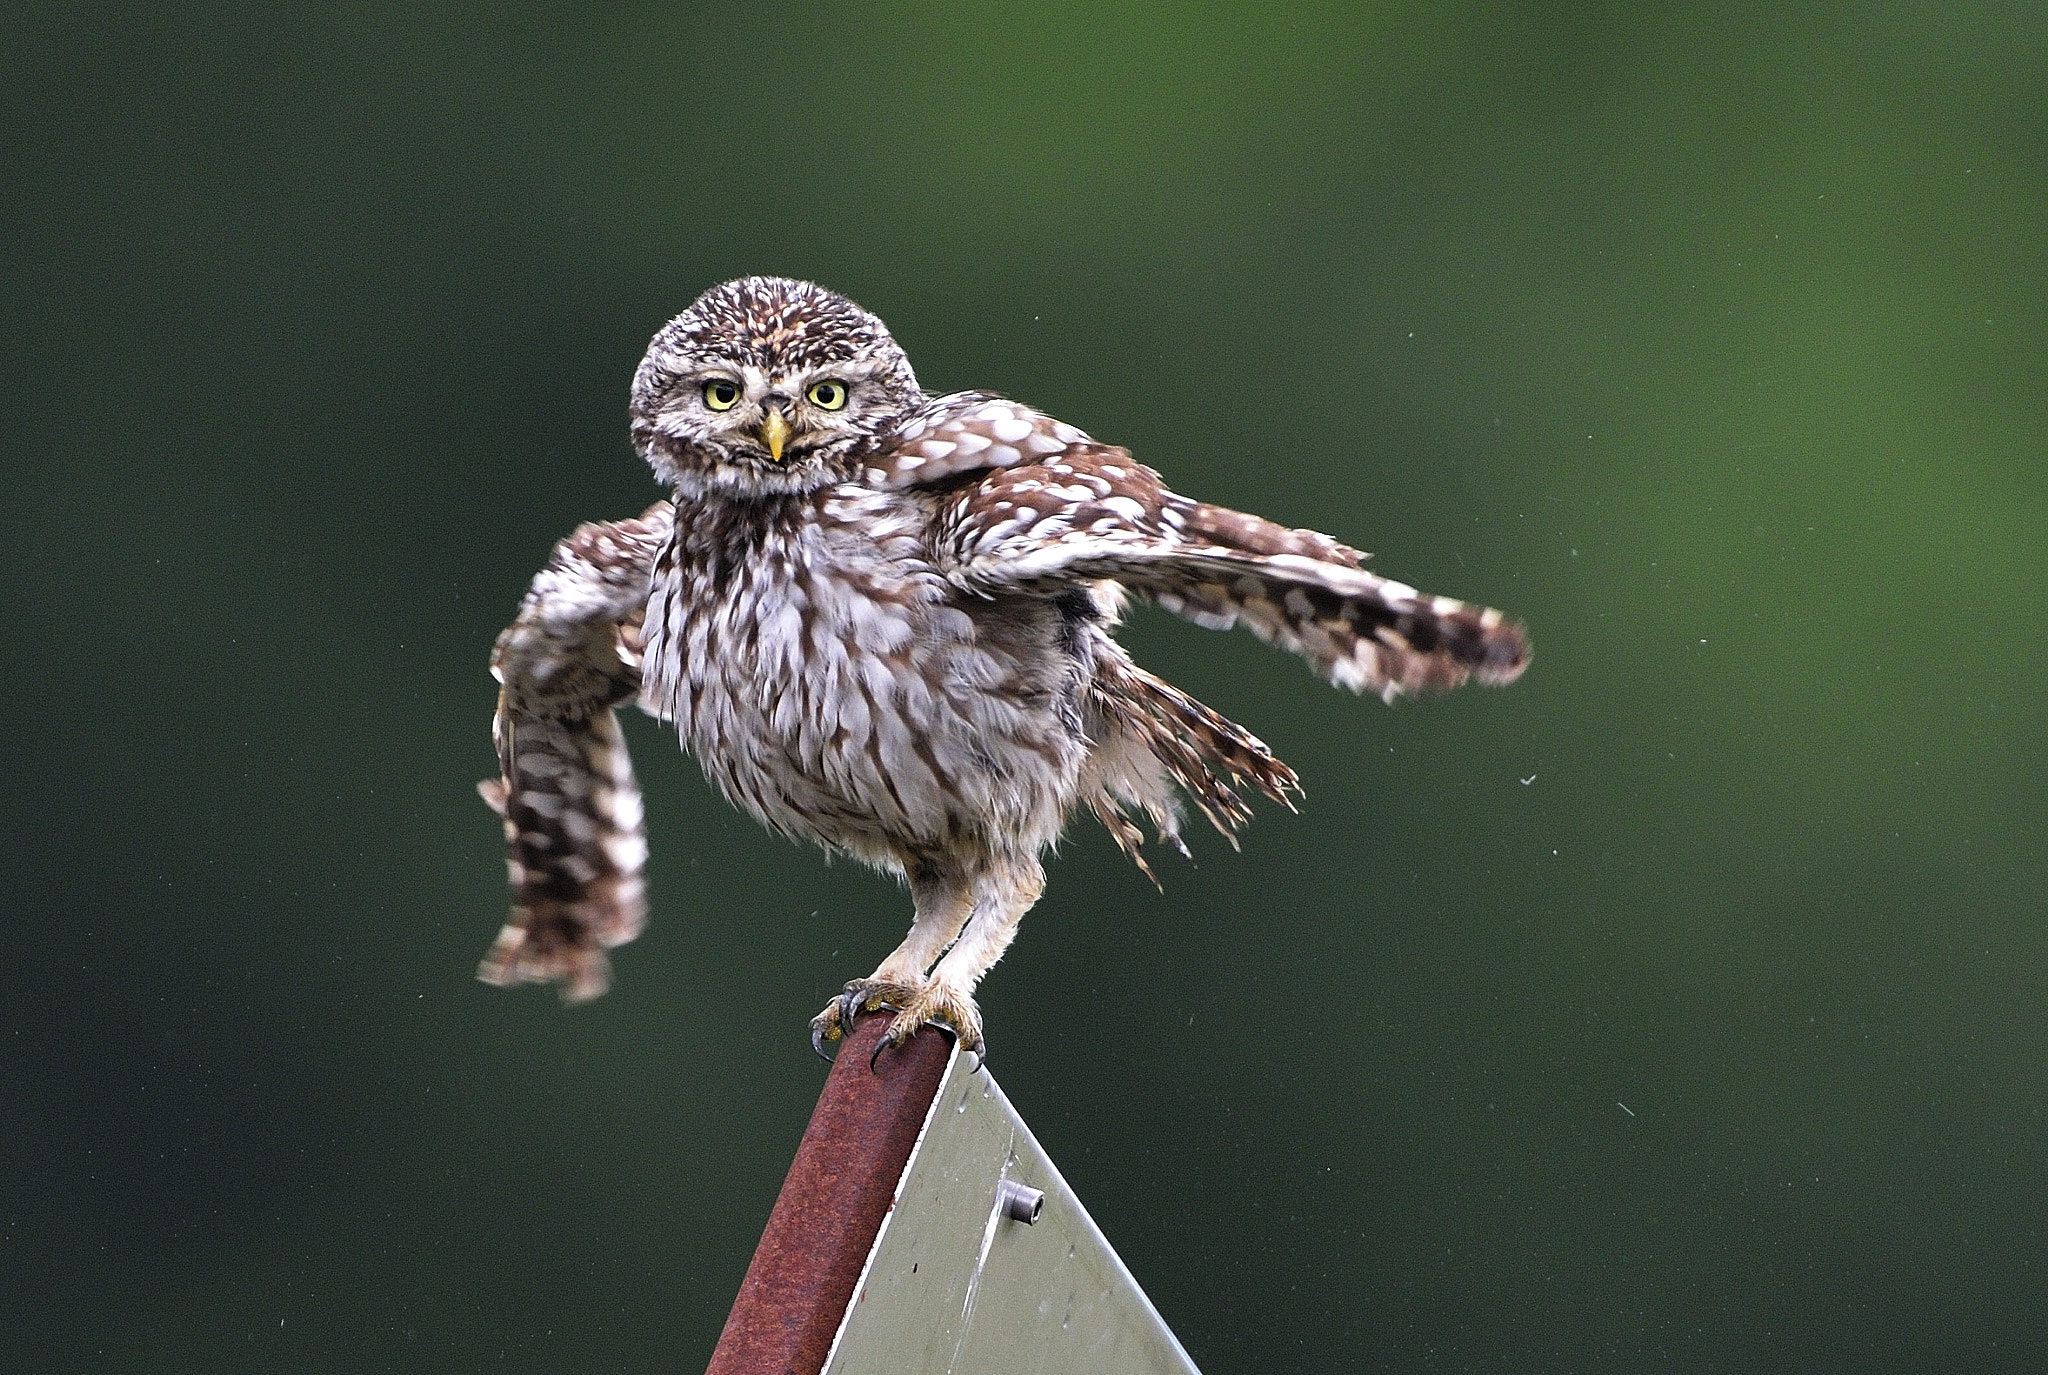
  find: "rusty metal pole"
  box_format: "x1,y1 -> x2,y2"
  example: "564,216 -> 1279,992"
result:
704,1015 -> 954,1375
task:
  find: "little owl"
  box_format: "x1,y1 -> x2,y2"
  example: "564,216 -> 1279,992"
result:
476,276 -> 1529,1059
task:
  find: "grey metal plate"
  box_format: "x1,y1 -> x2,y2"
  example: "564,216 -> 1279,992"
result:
822,1045 -> 1201,1375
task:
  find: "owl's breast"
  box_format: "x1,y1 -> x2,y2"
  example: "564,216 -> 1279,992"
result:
640,488 -> 1087,862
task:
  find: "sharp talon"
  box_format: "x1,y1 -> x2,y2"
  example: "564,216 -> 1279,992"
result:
837,987 -> 863,1031
810,1023 -> 838,1063
869,1033 -> 894,1074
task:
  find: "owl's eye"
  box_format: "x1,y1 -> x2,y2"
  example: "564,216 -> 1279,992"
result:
703,379 -> 741,411
806,379 -> 849,411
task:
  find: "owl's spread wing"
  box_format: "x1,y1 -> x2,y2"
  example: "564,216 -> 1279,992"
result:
859,391 -> 1094,488
477,502 -> 673,1002
923,435 -> 1529,701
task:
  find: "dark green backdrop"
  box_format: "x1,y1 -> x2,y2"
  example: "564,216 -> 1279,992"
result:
6,3 -> 2043,1370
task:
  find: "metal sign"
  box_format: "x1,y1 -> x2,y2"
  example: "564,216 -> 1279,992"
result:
823,1044 -> 1200,1374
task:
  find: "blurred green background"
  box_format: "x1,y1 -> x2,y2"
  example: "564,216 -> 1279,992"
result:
4,2 -> 2043,1369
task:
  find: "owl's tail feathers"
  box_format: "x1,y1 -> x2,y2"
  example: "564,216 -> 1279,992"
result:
1085,663 -> 1301,886
476,706 -> 649,1004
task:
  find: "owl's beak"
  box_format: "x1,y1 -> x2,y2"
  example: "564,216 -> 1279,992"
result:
758,407 -> 791,463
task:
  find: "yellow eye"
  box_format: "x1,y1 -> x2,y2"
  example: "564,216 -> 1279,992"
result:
703,378 -> 741,411
806,379 -> 849,411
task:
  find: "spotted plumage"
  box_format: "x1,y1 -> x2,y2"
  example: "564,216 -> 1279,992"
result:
478,276 -> 1530,1055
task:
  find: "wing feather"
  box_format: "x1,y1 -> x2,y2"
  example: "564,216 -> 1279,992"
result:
926,442 -> 1528,701
477,502 -> 672,1001
859,391 -> 1091,489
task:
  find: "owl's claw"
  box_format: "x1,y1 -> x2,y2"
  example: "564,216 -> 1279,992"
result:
870,1016 -> 965,1072
807,985 -> 874,1062
836,986 -> 867,1038
810,976 -> 924,1062
867,982 -> 984,1072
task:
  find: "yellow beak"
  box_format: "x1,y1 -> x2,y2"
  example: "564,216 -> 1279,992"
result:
758,407 -> 791,463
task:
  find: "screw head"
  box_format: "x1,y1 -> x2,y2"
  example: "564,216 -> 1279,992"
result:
995,1179 -> 1044,1224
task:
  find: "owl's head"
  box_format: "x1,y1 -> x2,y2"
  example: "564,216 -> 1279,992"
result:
630,277 -> 923,497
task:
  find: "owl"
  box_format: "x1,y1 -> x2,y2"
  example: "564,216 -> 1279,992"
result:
476,277 -> 1528,1060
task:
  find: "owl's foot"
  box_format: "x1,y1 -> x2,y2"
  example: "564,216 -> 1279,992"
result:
870,983 -> 984,1071
810,976 -> 925,1061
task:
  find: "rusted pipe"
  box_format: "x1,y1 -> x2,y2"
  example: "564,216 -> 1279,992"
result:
704,1015 -> 954,1375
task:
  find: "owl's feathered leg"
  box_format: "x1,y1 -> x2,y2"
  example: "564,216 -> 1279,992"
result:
810,862 -> 976,1058
872,856 -> 1046,1059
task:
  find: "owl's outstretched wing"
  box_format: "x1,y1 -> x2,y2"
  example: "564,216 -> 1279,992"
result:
476,502 -> 673,1002
899,408 -> 1529,700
